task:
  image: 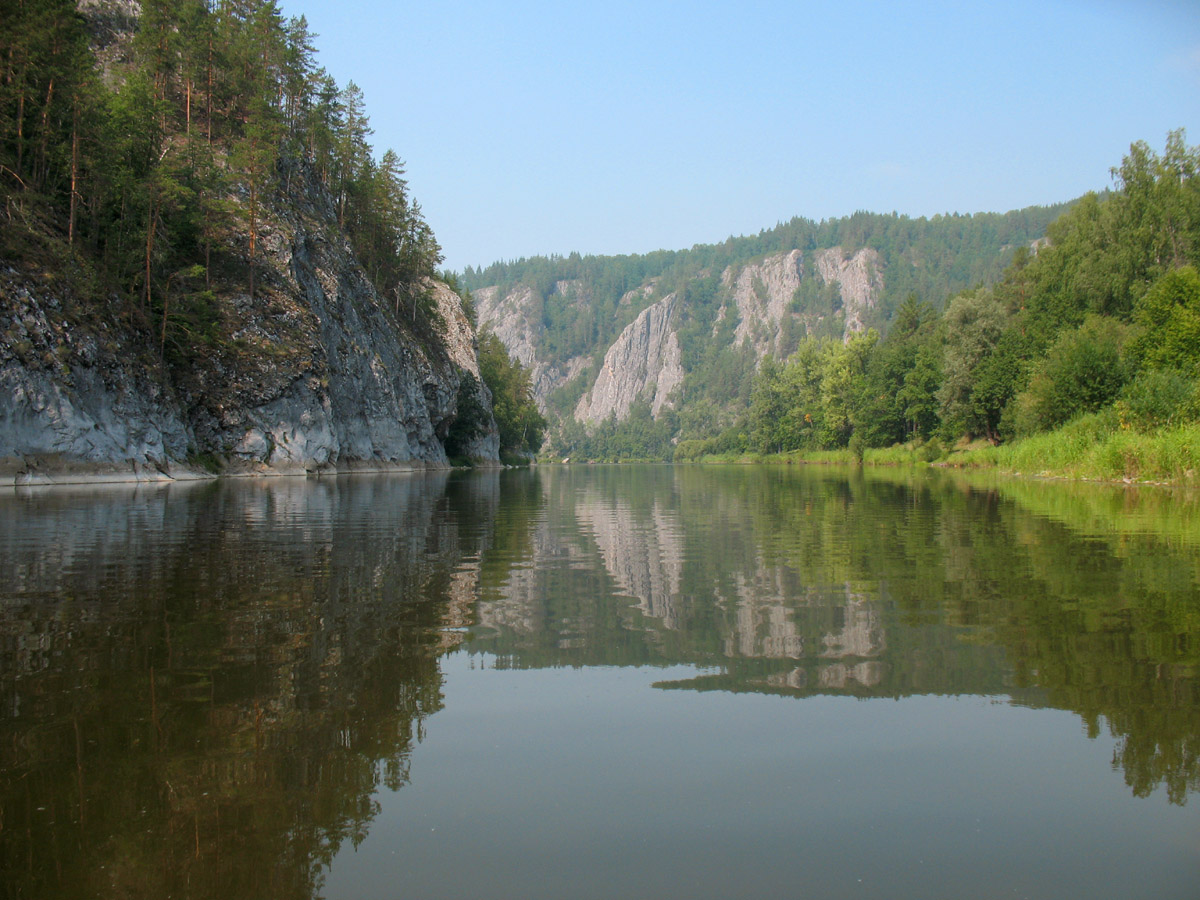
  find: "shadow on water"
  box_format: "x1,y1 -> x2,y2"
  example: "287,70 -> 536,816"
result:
0,465 -> 1197,898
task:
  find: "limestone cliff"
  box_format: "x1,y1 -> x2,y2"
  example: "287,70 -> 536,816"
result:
0,162 -> 499,486
474,282 -> 590,411
431,280 -> 501,462
811,247 -> 883,336
474,245 -> 886,439
723,246 -> 884,359
727,249 -> 804,359
1,268 -> 194,485
0,0 -> 500,484
574,293 -> 683,424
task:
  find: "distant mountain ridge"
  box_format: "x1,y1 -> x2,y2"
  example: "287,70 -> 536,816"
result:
460,204 -> 1072,444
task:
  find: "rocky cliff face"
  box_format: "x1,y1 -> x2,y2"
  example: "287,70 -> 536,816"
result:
0,269 -> 193,485
477,245 -> 884,436
431,281 -> 501,461
0,165 -> 499,486
722,246 -> 884,358
574,293 -> 683,423
812,247 -> 883,336
727,249 -> 804,359
474,283 -> 590,410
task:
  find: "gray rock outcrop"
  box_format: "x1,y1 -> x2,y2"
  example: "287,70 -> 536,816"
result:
812,247 -> 883,336
0,270 -> 194,485
475,282 -> 590,411
1,165 -> 499,485
574,292 -> 683,423
728,249 -> 804,358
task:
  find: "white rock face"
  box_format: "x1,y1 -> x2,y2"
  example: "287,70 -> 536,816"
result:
722,246 -> 884,361
475,284 -> 590,410
574,293 -> 683,424
812,247 -> 883,336
728,249 -> 804,358
475,284 -> 541,372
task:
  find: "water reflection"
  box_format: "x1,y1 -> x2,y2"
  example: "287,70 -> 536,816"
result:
0,475 -> 496,900
0,466 -> 1197,900
470,467 -> 1200,804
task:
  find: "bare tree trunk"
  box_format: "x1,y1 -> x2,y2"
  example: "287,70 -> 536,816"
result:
144,195 -> 155,314
16,88 -> 25,175
249,180 -> 257,301
160,282 -> 170,359
207,35 -> 213,146
68,96 -> 79,247
36,77 -> 54,188
204,203 -> 211,288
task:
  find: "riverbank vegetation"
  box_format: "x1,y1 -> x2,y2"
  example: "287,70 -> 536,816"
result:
679,420 -> 1200,485
565,134 -> 1200,483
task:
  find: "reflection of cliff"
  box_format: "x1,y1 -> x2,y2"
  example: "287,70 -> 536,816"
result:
475,520 -> 588,636
0,474 -> 498,900
820,590 -> 886,660
472,469 -> 890,682
726,568 -> 805,659
466,466 -> 1200,807
575,491 -> 686,629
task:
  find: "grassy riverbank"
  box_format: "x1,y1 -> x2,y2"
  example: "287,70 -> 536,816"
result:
685,413 -> 1200,486
943,414 -> 1200,484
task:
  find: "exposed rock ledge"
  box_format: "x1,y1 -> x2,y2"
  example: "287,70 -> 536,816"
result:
1,166 -> 499,487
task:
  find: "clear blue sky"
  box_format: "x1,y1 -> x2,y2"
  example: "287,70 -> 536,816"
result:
283,0 -> 1199,272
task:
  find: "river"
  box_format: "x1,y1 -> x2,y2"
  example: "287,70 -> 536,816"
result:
1,465 -> 1197,899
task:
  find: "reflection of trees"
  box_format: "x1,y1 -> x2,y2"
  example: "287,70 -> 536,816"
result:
0,474 -> 498,900
3,457 -> 1193,900
470,465 -> 1200,805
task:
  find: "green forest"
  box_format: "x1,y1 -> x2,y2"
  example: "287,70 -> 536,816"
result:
723,133 -> 1200,473
2,0 -> 443,327
486,134 -> 1198,477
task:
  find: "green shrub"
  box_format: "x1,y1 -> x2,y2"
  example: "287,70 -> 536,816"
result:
919,438 -> 946,463
1116,369 -> 1199,430
1014,315 -> 1129,435
848,432 -> 865,464
1127,266 -> 1200,374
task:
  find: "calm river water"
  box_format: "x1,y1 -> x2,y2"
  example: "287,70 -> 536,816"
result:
1,465 -> 1197,899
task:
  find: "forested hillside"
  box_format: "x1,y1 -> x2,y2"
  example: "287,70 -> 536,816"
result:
0,0 -> 544,477
2,0 -> 443,333
725,132 -> 1200,468
463,204 -> 1067,360
462,134 -> 1198,467
461,202 -> 1068,456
